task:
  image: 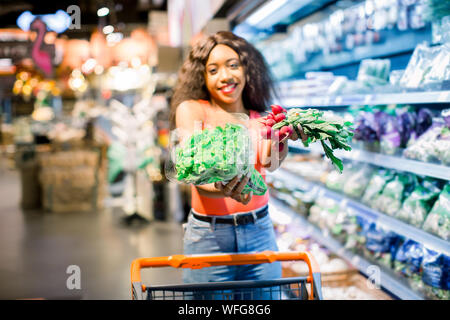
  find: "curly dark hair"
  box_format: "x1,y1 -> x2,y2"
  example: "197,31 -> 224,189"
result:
170,31 -> 277,127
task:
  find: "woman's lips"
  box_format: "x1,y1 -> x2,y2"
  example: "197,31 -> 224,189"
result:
219,83 -> 237,94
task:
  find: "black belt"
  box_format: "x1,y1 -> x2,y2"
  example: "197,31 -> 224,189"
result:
191,205 -> 269,226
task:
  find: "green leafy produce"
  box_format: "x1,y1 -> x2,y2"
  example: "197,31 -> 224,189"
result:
423,0 -> 450,22
361,169 -> 396,206
422,183 -> 450,241
374,173 -> 418,216
272,108 -> 354,173
396,179 -> 442,227
175,123 -> 267,195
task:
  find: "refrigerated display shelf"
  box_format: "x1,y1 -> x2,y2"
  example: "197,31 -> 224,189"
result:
279,90 -> 450,108
289,141 -> 450,181
272,168 -> 450,256
269,196 -> 425,300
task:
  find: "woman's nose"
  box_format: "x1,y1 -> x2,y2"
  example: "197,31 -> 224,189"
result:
218,67 -> 232,82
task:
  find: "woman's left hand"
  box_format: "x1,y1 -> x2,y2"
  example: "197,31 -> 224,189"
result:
286,124 -> 308,142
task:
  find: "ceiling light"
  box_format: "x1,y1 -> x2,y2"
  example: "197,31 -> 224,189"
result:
246,0 -> 288,26
103,25 -> 114,34
97,7 -> 110,17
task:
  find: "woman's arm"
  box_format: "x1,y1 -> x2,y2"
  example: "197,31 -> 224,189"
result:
175,101 -> 224,197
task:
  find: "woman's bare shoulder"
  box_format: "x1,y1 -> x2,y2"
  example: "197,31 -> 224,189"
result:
175,100 -> 207,128
176,100 -> 205,116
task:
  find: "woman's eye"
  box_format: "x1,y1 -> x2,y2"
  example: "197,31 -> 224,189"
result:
230,63 -> 239,69
208,68 -> 217,74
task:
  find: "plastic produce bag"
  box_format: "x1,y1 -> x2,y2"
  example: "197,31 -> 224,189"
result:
394,240 -> 424,291
343,165 -> 374,199
396,178 -> 442,227
171,123 -> 267,195
361,169 -> 396,206
403,119 -> 449,164
374,173 -> 418,216
357,59 -> 391,87
399,42 -> 450,90
422,183 -> 450,241
364,223 -> 399,268
379,115 -> 402,155
421,248 -> 450,300
394,240 -> 423,276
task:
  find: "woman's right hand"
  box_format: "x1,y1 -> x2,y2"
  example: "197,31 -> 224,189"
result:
214,175 -> 253,205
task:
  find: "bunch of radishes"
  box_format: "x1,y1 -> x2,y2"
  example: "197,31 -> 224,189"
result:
260,104 -> 293,151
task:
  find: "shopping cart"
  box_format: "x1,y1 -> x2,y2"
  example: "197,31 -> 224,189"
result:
130,250 -> 322,300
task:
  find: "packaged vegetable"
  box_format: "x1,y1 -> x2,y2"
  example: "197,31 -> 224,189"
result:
357,59 -> 391,87
415,108 -> 434,138
396,178 -> 442,227
361,169 -> 396,206
374,173 -> 418,216
403,120 -> 445,163
172,123 -> 267,195
422,183 -> 450,241
394,240 -> 425,292
343,165 -> 374,199
363,223 -> 399,268
396,108 -> 417,148
380,114 -> 402,155
421,248 -> 450,300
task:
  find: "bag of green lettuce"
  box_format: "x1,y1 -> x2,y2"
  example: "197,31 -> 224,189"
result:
174,123 -> 267,195
374,173 -> 418,216
361,169 -> 396,206
422,183 -> 450,240
396,178 -> 442,227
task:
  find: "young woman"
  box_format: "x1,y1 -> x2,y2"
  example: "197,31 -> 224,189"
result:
170,31 -> 306,295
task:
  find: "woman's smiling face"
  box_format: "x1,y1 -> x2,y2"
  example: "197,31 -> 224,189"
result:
204,44 -> 246,107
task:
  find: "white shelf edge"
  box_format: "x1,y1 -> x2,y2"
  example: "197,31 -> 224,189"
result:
289,141 -> 450,181
278,90 -> 450,108
269,197 -> 425,300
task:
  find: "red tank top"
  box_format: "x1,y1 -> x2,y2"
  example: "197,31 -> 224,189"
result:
190,104 -> 269,215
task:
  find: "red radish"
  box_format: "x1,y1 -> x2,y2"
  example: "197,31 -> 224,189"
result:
260,126 -> 273,139
274,113 -> 286,123
278,143 -> 285,152
265,119 -> 276,127
266,113 -> 275,120
280,125 -> 293,137
270,104 -> 284,115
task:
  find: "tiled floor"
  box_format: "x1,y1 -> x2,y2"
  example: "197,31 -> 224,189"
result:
0,157 -> 184,300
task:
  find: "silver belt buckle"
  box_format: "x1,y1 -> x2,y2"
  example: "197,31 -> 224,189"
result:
233,214 -> 238,226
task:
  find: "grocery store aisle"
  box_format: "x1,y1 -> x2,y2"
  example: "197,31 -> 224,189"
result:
0,158 -> 184,300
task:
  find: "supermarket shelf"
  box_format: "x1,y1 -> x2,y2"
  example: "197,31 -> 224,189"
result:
289,141 -> 450,181
272,168 -> 450,256
269,197 -> 425,300
279,90 -> 450,108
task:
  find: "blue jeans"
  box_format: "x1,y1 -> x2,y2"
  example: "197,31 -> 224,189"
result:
182,206 -> 282,299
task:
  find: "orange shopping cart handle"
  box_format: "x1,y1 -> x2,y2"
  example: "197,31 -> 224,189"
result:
130,251 -> 321,300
